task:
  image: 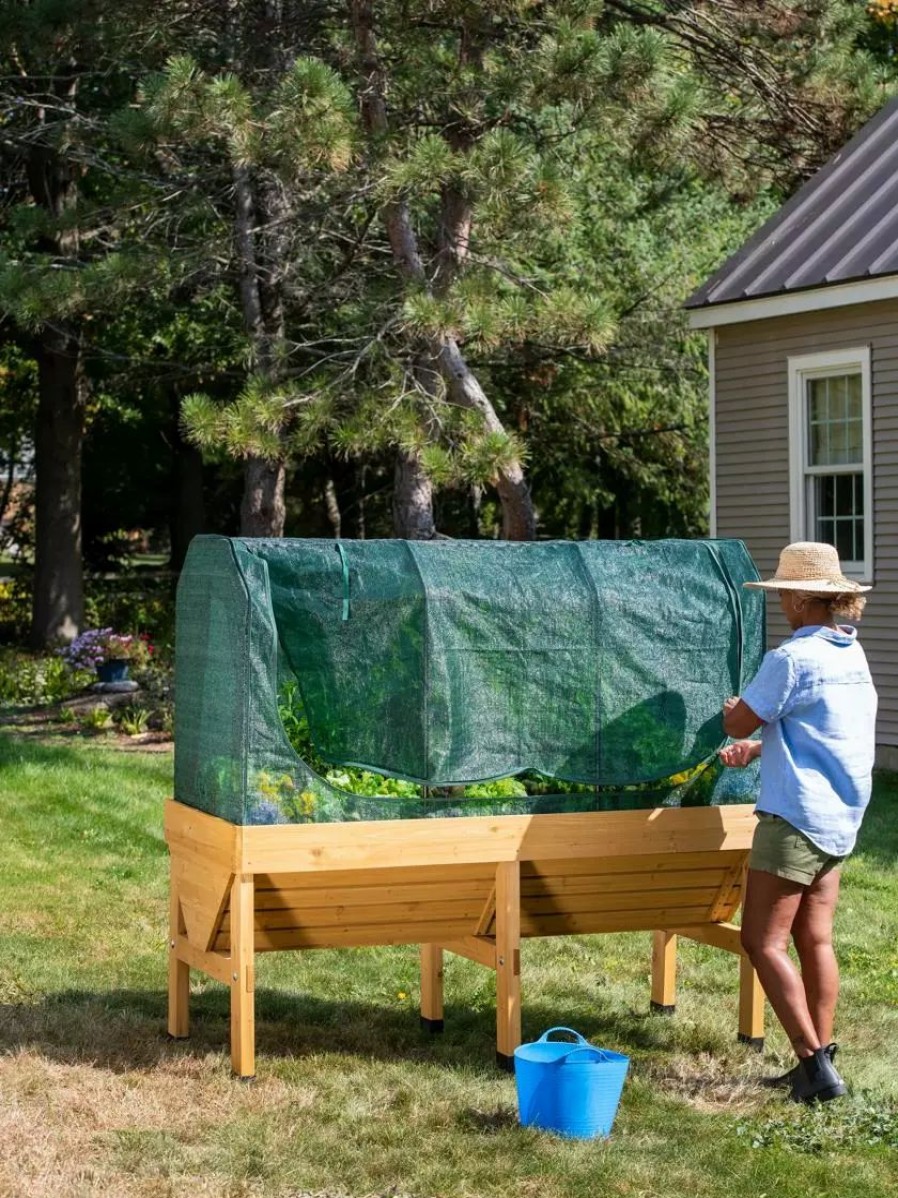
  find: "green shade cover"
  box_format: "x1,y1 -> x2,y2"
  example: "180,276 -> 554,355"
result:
174,537 -> 764,824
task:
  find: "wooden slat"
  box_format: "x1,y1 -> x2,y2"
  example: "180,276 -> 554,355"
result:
171,851 -> 233,952
165,800 -> 238,870
707,859 -> 746,923
220,897 -> 488,933
475,885 -> 497,936
216,906 -> 743,951
673,922 -> 744,954
522,869 -> 730,898
173,935 -> 232,985
227,885 -> 726,934
252,878 -> 492,911
522,886 -> 719,918
240,818 -> 523,873
441,936 -> 497,969
255,863 -> 494,893
216,920 -> 489,952
234,805 -> 757,874
521,905 -> 714,937
523,850 -> 747,878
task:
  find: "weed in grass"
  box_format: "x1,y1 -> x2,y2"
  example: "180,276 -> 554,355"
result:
736,1092 -> 898,1153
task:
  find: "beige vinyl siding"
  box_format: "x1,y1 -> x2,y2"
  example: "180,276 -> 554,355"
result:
713,297 -> 898,750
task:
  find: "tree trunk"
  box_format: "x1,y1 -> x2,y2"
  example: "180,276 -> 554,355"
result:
232,162 -> 287,536
30,329 -> 84,646
351,0 -> 535,541
393,450 -> 435,539
323,476 -> 341,537
353,462 -> 367,539
241,457 -> 286,537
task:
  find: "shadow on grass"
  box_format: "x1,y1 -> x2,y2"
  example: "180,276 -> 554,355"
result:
0,986 -> 679,1076
853,771 -> 898,870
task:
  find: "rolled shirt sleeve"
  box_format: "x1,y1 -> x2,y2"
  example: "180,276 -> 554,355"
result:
741,648 -> 797,724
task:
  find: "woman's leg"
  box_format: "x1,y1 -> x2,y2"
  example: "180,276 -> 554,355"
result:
740,869 -> 821,1057
791,868 -> 841,1046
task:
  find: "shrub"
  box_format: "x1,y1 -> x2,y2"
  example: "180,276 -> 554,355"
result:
0,649 -> 92,707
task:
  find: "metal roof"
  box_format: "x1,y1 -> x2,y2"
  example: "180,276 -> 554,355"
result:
686,97 -> 898,311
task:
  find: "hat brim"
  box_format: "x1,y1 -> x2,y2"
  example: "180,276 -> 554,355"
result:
743,579 -> 872,593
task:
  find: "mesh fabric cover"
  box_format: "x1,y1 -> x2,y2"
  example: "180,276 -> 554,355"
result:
175,537 -> 764,824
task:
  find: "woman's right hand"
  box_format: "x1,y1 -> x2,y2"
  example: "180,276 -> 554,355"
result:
718,739 -> 760,768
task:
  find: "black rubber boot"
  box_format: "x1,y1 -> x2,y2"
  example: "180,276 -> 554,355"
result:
789,1046 -> 846,1104
762,1042 -> 837,1090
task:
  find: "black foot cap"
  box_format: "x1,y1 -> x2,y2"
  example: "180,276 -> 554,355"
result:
234,1074 -> 256,1084
738,1033 -> 765,1053
420,1017 -> 444,1034
166,1032 -> 190,1041
650,1001 -> 676,1016
496,1052 -> 515,1073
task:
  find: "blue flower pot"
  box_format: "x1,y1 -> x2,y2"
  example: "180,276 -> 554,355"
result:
97,660 -> 129,684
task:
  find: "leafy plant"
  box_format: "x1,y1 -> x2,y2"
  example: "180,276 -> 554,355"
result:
736,1093 -> 898,1153
0,649 -> 92,707
116,705 -> 149,736
82,705 -> 113,732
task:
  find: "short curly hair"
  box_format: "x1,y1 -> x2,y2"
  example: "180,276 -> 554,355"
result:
796,591 -> 867,622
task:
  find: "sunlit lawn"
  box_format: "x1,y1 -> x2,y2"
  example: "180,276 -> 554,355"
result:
1,732 -> 897,1197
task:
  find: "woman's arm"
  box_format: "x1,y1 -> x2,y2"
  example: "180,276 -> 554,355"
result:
722,696 -> 764,739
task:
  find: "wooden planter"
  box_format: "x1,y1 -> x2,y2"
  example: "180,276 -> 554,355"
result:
165,799 -> 764,1077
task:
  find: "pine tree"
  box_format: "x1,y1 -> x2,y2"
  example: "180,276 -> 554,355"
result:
0,1 -> 153,643
140,13 -> 356,536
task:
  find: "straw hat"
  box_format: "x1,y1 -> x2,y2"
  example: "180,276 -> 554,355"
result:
743,542 -> 871,594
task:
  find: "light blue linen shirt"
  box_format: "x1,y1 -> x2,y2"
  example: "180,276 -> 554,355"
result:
740,624 -> 877,857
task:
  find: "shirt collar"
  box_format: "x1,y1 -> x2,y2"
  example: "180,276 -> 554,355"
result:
790,624 -> 857,645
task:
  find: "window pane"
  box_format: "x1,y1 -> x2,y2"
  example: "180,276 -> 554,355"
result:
846,373 -> 862,419
807,372 -> 863,466
835,474 -> 856,516
813,472 -> 864,564
835,520 -> 855,562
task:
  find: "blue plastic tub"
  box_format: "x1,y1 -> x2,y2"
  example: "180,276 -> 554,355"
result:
514,1027 -> 629,1139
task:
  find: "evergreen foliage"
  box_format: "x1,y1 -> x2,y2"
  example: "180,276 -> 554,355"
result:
0,0 -> 895,631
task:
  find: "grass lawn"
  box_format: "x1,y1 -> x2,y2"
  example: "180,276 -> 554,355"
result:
1,734 -> 897,1198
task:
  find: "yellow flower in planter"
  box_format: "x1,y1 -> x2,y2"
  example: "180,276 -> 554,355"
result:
297,791 -> 317,819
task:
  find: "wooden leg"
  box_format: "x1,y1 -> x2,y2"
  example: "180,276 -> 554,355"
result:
168,862 -> 190,1039
495,860 -> 521,1072
420,944 -> 444,1033
650,931 -> 677,1015
230,873 -> 256,1078
738,953 -> 765,1051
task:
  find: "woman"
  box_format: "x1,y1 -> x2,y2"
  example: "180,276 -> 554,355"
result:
719,541 -> 876,1104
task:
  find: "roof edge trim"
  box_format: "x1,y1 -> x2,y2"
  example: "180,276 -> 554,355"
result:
687,275 -> 898,329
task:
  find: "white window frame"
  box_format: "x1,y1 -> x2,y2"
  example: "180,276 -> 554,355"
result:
788,347 -> 873,582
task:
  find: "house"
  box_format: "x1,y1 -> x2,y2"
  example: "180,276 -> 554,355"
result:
685,96 -> 898,766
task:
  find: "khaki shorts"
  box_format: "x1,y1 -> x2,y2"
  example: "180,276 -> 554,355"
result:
749,813 -> 845,886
